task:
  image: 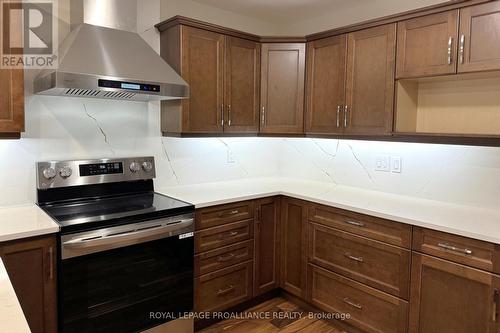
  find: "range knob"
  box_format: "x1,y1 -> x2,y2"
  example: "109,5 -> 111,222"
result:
59,166 -> 72,178
129,162 -> 141,173
142,161 -> 153,172
42,167 -> 56,180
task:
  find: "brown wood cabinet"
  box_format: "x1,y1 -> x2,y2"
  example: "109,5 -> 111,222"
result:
260,43 -> 306,134
308,264 -> 409,333
0,235 -> 57,333
225,37 -> 261,133
306,24 -> 395,136
308,222 -> 411,299
159,24 -> 260,135
0,68 -> 24,135
305,35 -> 347,135
253,197 -> 280,296
409,253 -> 500,333
280,197 -> 307,298
396,10 -> 459,78
458,2 -> 500,73
345,24 -> 396,136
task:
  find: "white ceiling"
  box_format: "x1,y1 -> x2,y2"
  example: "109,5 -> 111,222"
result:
191,0 -> 371,24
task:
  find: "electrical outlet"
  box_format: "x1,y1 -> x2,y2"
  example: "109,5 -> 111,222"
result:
391,157 -> 402,173
375,155 -> 390,172
227,150 -> 236,164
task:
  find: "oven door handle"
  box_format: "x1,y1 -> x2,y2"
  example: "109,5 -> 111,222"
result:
63,219 -> 194,250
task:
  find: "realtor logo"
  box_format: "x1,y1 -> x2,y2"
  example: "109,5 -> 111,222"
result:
1,0 -> 57,68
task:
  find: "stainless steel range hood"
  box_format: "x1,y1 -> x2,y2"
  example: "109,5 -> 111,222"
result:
34,0 -> 189,102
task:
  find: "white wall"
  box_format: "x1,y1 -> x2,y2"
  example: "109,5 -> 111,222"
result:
159,0 -> 283,36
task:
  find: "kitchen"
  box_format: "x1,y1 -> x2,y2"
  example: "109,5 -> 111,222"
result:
1,0 -> 500,332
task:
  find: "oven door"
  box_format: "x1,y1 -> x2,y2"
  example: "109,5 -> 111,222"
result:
59,214 -> 194,333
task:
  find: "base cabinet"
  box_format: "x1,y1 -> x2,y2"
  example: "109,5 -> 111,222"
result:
254,197 -> 280,296
280,197 -> 307,298
0,235 -> 57,333
409,253 -> 500,333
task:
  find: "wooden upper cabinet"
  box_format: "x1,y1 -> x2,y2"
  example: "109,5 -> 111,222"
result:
458,2 -> 500,73
397,10 -> 459,79
410,253 -> 500,333
0,235 -> 57,333
305,35 -> 347,135
225,37 -> 260,133
181,26 -> 225,133
345,24 -> 396,136
260,43 -> 305,134
0,68 -> 24,134
254,197 -> 280,296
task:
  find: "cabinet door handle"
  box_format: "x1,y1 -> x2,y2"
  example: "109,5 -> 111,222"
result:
261,106 -> 265,125
447,36 -> 453,65
47,246 -> 54,281
344,252 -> 364,263
344,220 -> 365,227
217,285 -> 235,296
459,34 -> 465,64
228,105 -> 232,126
343,297 -> 362,310
437,243 -> 472,255
221,104 -> 225,127
336,106 -> 341,128
218,209 -> 239,217
220,231 -> 239,239
217,253 -> 236,262
344,105 -> 348,128
493,289 -> 499,322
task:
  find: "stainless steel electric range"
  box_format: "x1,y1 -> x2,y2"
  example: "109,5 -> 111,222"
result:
36,157 -> 194,333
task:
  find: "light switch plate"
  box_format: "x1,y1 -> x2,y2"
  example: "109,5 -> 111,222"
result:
227,150 -> 236,163
391,157 -> 402,173
375,155 -> 390,172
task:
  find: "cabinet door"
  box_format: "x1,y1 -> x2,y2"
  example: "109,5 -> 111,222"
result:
224,37 -> 260,133
0,70 -> 24,134
181,26 -> 224,133
305,35 -> 347,135
396,10 -> 459,78
409,253 -> 500,333
254,197 -> 280,296
0,236 -> 57,333
345,24 -> 396,136
260,43 -> 305,134
458,2 -> 500,73
280,197 -> 307,298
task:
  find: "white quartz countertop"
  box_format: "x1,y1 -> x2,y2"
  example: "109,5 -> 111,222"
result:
157,177 -> 500,245
0,258 -> 31,332
0,205 -> 59,243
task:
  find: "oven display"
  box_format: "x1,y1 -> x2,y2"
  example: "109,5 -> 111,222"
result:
79,162 -> 123,176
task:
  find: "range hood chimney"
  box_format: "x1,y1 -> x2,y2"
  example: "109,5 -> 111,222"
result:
34,0 -> 189,102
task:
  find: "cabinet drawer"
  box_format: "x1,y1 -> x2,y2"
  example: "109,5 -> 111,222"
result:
309,223 -> 410,299
194,261 -> 253,312
195,219 -> 254,253
196,201 -> 254,230
413,227 -> 500,274
308,264 -> 409,333
195,240 -> 254,276
308,204 -> 411,248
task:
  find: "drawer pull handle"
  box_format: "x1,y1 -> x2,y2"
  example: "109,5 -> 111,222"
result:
218,210 -> 240,217
344,253 -> 364,263
217,285 -> 235,296
493,289 -> 499,322
345,220 -> 365,227
343,297 -> 362,310
437,243 -> 472,255
217,253 -> 236,262
220,231 -> 239,239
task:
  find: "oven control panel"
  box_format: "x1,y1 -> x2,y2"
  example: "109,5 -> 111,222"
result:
37,157 -> 156,189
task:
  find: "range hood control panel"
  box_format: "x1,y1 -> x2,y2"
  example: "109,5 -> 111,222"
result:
98,79 -> 160,92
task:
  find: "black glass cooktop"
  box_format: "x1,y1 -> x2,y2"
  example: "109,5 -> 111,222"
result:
39,192 -> 194,233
